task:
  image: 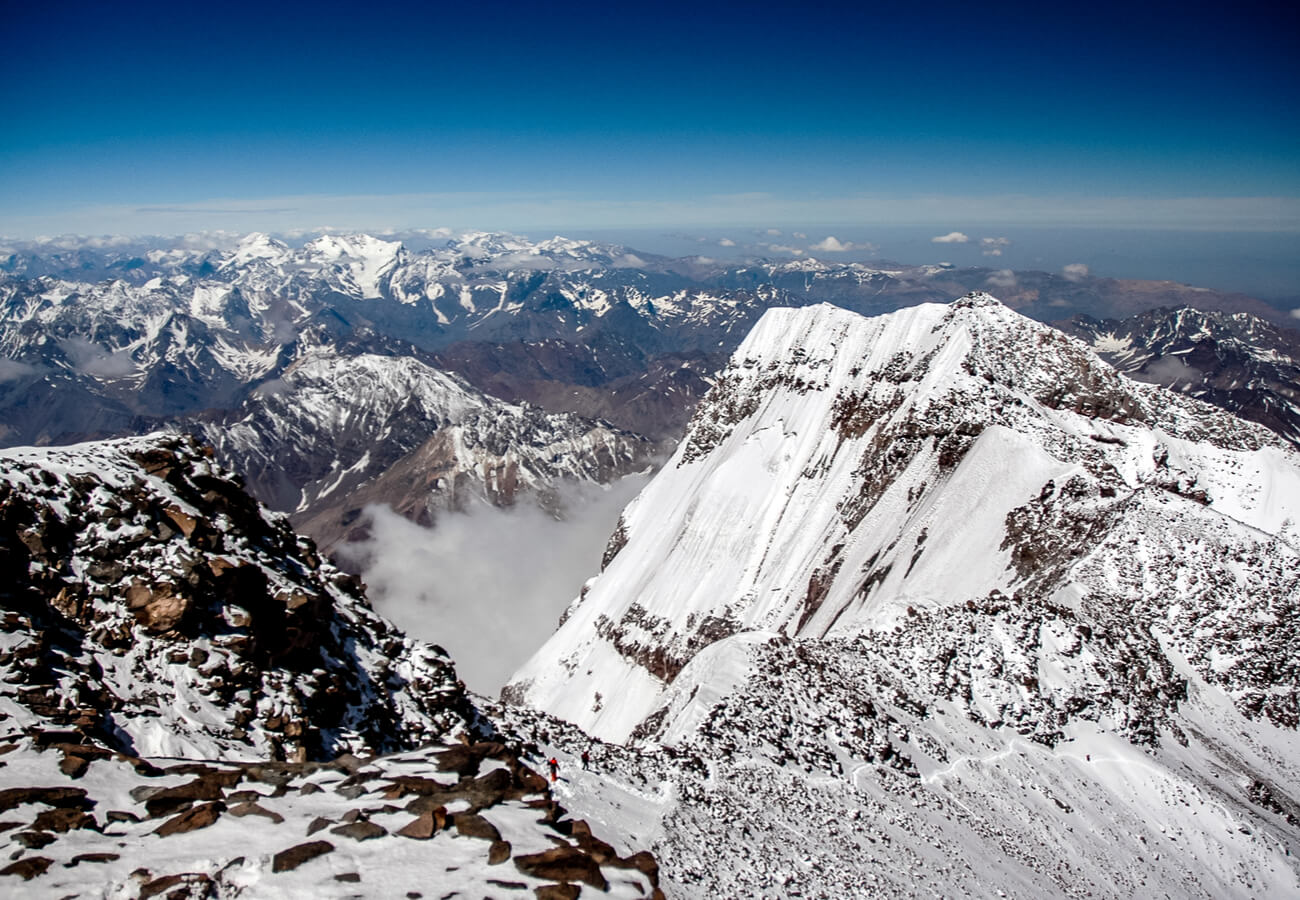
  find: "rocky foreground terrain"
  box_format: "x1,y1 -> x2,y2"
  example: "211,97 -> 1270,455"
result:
0,433 -> 662,897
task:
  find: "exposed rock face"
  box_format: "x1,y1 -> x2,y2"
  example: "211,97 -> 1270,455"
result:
1058,305 -> 1300,447
0,432 -> 475,761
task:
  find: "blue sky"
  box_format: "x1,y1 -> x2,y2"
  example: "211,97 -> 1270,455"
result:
1,0 -> 1297,241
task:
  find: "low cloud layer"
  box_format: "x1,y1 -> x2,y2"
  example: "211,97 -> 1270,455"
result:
1063,262 -> 1090,282
986,269 -> 1018,290
980,236 -> 1011,256
931,231 -> 970,244
340,475 -> 651,694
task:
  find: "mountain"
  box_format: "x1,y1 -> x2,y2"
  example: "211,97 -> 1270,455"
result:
503,295 -> 1300,897
1058,305 -> 1300,448
191,349 -> 652,553
0,432 -> 663,898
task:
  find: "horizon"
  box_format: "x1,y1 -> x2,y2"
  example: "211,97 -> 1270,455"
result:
2,1 -> 1296,300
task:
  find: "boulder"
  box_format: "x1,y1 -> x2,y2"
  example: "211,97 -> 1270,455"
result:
272,840 -> 334,873
330,820 -> 386,841
0,856 -> 52,880
514,847 -> 608,890
154,801 -> 224,837
453,812 -> 502,842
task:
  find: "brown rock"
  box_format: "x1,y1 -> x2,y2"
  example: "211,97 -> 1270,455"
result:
154,801 -> 224,837
330,821 -> 387,841
125,581 -> 192,633
58,754 -> 90,779
514,847 -> 608,890
107,810 -> 142,824
534,885 -> 581,900
0,856 -> 52,880
454,812 -> 502,842
164,506 -> 199,538
31,806 -> 96,833
396,810 -> 442,840
14,830 -> 56,848
463,767 -> 514,809
67,852 -> 120,866
486,880 -> 529,891
0,786 -> 90,813
614,850 -> 660,887
140,873 -> 214,899
489,840 -> 512,865
272,840 -> 334,873
306,816 -> 333,835
143,775 -> 231,817
334,872 -> 361,882
228,801 -> 284,824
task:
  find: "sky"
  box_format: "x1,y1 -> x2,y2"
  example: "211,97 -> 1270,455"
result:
1,1 -> 1297,249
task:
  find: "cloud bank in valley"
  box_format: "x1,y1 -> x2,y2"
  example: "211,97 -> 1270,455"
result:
340,474 -> 652,694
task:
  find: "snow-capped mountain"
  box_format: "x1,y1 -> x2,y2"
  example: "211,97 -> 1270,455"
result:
503,294 -> 1300,897
1058,305 -> 1300,447
0,432 -> 663,898
194,349 -> 652,552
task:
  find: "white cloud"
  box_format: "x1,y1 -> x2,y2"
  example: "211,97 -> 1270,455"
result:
613,253 -> 646,268
809,236 -> 852,252
718,238 -> 736,247
980,236 -> 1011,256
59,338 -> 137,378
338,475 -> 650,693
765,244 -> 805,256
1136,356 -> 1201,387
985,269 -> 1018,290
0,359 -> 36,382
931,231 -> 970,244
1290,308 -> 1300,320
1063,263 -> 1090,282
765,228 -> 782,236
792,232 -> 807,239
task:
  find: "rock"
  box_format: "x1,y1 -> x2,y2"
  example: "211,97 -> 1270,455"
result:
514,847 -> 608,890
299,782 -> 323,795
0,786 -> 90,813
0,856 -> 52,880
306,816 -> 332,835
534,885 -> 581,900
272,840 -> 334,873
143,775 -> 232,817
489,840 -> 512,865
454,812 -> 502,842
396,810 -> 442,839
614,850 -> 660,887
58,754 -> 90,778
139,873 -> 213,899
462,767 -> 514,809
31,806 -> 96,833
154,801 -> 224,837
107,810 -> 142,824
335,872 -> 361,882
330,820 -> 387,841
125,581 -> 192,634
486,880 -> 529,891
228,801 -> 284,824
14,830 -> 56,848
67,852 -> 120,866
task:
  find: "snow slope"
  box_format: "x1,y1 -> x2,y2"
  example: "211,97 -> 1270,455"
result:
500,294 -> 1300,898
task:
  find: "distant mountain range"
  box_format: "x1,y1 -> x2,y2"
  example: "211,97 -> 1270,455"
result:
2,230 -> 1297,559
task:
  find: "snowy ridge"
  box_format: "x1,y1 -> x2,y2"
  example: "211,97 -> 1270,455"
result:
500,294 -> 1300,898
194,349 -> 652,550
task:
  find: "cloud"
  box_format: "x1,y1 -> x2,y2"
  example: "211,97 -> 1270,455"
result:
764,244 -> 805,256
792,232 -> 807,239
809,236 -> 853,252
338,475 -> 650,693
1291,308 -> 1300,320
253,377 -> 292,398
1137,356 -> 1202,387
985,269 -> 1018,290
765,228 -> 782,236
980,236 -> 1011,256
613,253 -> 646,268
931,231 -> 970,244
0,359 -> 36,382
718,238 -> 736,247
59,337 -> 137,378
1063,263 -> 1090,282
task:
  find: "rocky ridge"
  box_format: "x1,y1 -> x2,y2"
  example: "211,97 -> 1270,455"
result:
0,431 -> 662,897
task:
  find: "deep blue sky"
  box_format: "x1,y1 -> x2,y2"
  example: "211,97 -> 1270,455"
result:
1,0 -> 1297,242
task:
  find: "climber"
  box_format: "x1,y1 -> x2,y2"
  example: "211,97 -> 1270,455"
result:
548,756 -> 559,782
581,748 -> 591,770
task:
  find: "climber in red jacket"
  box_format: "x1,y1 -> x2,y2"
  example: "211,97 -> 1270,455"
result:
548,757 -> 559,782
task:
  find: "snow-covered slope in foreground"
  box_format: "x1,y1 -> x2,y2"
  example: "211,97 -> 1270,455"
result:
503,294 -> 1300,897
